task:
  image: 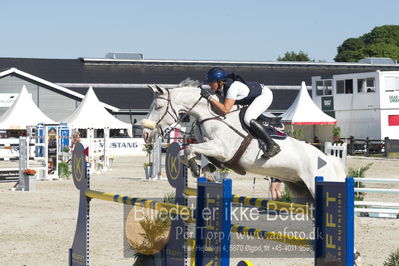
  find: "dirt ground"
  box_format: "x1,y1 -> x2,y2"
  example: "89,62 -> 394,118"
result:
0,155 -> 398,266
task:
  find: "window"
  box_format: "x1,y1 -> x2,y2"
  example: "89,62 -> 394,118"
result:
358,78 -> 376,93
345,79 -> 353,93
385,77 -> 399,92
78,129 -> 87,138
316,81 -> 324,96
325,80 -> 332,95
110,129 -> 129,138
316,80 -> 332,96
94,129 -> 104,138
336,80 -> 345,94
336,79 -> 353,94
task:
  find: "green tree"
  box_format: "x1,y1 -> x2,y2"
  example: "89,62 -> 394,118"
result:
335,25 -> 399,62
277,51 -> 311,61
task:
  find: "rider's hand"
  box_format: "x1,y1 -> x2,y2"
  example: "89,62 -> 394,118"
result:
201,89 -> 216,101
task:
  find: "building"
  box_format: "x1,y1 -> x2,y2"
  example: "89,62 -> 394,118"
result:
1,55 -> 399,126
312,70 -> 399,139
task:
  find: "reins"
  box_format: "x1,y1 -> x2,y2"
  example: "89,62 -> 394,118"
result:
153,88 -> 246,141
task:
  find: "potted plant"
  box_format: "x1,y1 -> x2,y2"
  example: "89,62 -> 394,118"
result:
143,144 -> 153,179
58,162 -> 71,179
332,126 -> 342,144
22,168 -> 37,191
96,162 -> 104,171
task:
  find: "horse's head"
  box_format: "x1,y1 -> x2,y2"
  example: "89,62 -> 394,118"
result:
141,84 -> 177,144
141,80 -> 206,144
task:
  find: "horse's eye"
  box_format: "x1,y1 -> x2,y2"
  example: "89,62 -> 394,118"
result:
155,105 -> 163,110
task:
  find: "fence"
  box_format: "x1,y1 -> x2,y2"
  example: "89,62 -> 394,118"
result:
324,141 -> 347,167
346,136 -> 399,157
354,177 -> 399,218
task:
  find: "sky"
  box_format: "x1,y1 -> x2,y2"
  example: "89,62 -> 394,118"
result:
0,0 -> 398,62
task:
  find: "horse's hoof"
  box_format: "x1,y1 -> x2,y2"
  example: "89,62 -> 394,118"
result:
206,175 -> 216,182
188,158 -> 200,177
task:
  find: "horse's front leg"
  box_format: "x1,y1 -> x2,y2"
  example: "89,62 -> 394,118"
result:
182,140 -> 228,177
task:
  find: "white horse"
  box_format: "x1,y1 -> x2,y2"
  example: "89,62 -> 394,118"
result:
142,81 -> 346,202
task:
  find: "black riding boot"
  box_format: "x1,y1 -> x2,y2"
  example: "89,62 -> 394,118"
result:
249,119 -> 281,158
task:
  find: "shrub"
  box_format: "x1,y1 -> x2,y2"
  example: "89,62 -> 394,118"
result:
383,248 -> 399,266
348,163 -> 372,201
58,162 -> 71,179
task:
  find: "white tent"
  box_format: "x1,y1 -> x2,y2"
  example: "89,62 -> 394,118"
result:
280,81 -> 336,125
62,87 -> 131,130
0,85 -> 55,129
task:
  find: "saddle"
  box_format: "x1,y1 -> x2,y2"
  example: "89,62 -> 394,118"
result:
238,107 -> 287,140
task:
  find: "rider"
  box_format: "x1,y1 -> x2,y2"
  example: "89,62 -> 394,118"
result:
201,67 -> 280,158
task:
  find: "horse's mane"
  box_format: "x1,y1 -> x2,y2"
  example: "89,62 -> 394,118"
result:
178,78 -> 201,88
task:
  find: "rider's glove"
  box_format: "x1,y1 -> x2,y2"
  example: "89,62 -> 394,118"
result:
201,89 -> 215,101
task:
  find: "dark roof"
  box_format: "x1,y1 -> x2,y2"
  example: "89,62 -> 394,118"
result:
64,86 -> 301,111
1,57 -> 398,111
68,87 -> 153,110
1,57 -> 398,85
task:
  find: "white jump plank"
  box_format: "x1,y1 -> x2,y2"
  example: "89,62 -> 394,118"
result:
354,201 -> 399,207
355,208 -> 399,214
354,188 -> 399,194
354,178 -> 399,183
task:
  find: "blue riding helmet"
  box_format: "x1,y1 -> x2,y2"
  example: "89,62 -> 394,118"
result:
205,67 -> 227,83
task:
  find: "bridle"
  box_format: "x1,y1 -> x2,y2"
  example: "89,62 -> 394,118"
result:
152,88 -> 203,137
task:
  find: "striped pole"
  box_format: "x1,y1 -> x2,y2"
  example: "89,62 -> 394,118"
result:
184,187 -> 310,215
85,190 -> 194,222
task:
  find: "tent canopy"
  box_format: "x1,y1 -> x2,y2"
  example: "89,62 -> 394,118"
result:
62,87 -> 131,129
0,85 -> 55,129
280,82 -> 336,125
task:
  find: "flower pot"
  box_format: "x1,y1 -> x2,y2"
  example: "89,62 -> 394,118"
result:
23,174 -> 37,191
108,158 -> 114,168
144,165 -> 153,180
62,152 -> 70,162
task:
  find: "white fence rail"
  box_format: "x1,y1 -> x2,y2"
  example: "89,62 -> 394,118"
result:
324,142 -> 347,167
354,177 -> 399,218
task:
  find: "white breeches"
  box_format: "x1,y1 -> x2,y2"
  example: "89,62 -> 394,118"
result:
243,86 -> 273,126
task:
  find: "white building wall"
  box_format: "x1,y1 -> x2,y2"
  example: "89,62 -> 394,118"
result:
336,109 -> 381,139
0,76 -> 79,122
37,87 -> 77,121
311,71 -> 399,139
332,72 -> 380,111
379,72 -> 399,138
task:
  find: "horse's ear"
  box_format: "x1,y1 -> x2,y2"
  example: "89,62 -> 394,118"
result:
146,84 -> 157,93
154,84 -> 167,95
